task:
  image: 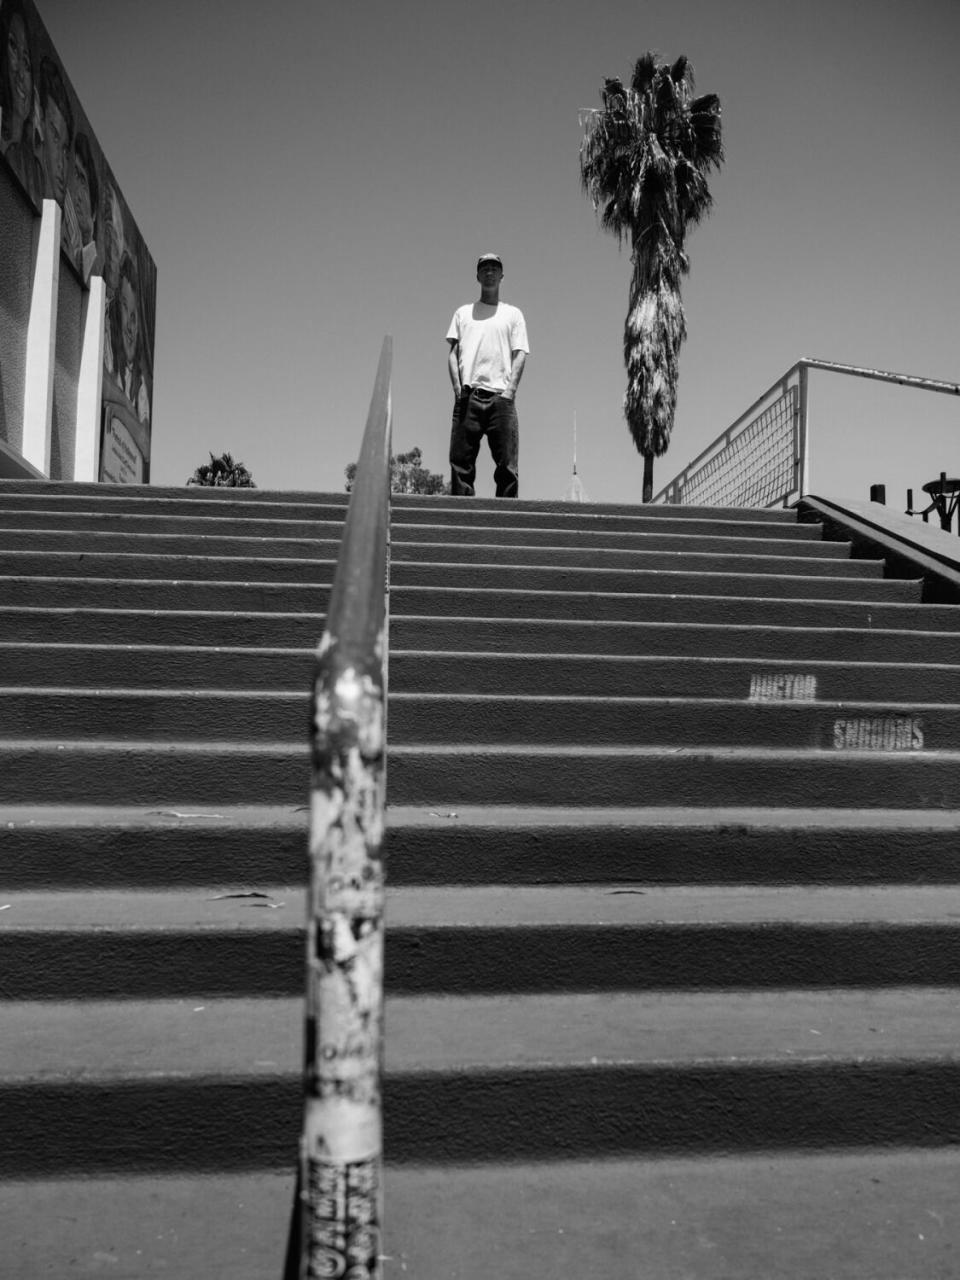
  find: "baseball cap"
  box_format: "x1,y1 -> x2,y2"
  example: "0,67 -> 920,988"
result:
477,253 -> 503,270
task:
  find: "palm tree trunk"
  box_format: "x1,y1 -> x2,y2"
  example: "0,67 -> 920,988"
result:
642,452 -> 654,503
623,267 -> 684,504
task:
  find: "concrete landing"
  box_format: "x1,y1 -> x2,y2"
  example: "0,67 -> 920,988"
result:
3,1149 -> 960,1279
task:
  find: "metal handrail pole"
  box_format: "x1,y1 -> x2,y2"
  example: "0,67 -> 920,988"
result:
798,357 -> 960,399
289,336 -> 393,1280
797,362 -> 810,497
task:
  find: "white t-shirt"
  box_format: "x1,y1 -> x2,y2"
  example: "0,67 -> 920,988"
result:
446,301 -> 529,392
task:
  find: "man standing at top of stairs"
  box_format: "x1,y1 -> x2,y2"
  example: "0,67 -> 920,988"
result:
446,252 -> 529,498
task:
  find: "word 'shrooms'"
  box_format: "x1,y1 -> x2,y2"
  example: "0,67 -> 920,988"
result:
833,717 -> 924,752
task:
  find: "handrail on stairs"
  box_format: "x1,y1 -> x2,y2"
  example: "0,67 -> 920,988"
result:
285,336 -> 393,1280
652,358 -> 960,510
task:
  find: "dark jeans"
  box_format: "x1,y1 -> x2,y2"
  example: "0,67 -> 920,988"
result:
449,387 -> 519,498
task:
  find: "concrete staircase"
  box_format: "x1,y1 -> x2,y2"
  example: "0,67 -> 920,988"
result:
3,478 -> 960,1279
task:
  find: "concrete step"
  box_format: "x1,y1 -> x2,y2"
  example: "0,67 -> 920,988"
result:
0,641 -> 314,688
0,527 -> 870,576
3,988 -> 960,1174
394,517 -> 829,547
391,695 -> 954,749
0,526 -> 345,560
388,745 -> 960,810
0,803 -> 310,888
0,488 -> 348,524
0,687 -> 310,739
0,576 -> 949,625
4,608 -> 959,663
0,574 -> 329,612
388,651 -> 960,703
5,885 -> 960,999
0,506 -> 348,540
390,561 -> 916,601
391,519 -> 832,552
383,804 -> 960,886
4,741 -> 960,808
388,585 -> 958,627
389,615 -> 960,663
4,689 -> 956,751
4,1150 -> 960,1279
389,541 -> 879,577
6,804 -> 960,890
0,480 -> 795,529
0,551 -> 903,595
0,739 -> 310,803
0,605 -> 323,646
389,491 -> 802,522
0,510 -> 830,552
0,549 -> 338,583
4,644 -> 957,700
0,478 -> 347,509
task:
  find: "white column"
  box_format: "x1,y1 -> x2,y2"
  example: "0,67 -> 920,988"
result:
21,199 -> 62,476
74,275 -> 105,481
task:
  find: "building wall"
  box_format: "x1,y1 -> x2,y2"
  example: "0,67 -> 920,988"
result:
0,164 -> 36,456
1,0 -> 157,484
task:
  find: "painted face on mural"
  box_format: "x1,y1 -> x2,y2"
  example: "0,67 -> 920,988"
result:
5,13 -> 33,129
120,276 -> 139,365
42,96 -> 69,202
72,151 -> 93,239
103,186 -> 124,288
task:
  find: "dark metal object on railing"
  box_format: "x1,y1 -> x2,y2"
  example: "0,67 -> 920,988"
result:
654,358 -> 960,510
918,473 -> 960,534
285,336 -> 392,1280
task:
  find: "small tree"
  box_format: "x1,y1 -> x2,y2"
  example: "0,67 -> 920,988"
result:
345,447 -> 449,495
187,452 -> 256,487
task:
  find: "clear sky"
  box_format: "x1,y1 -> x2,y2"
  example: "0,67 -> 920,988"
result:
39,0 -> 960,506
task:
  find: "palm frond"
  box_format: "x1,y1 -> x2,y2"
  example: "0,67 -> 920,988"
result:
602,76 -> 626,108
630,53 -> 657,95
655,71 -> 678,118
690,93 -> 724,166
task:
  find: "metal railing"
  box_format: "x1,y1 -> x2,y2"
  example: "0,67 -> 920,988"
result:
653,358 -> 960,509
285,337 -> 392,1280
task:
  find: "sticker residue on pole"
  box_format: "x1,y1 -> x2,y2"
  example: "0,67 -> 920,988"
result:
304,1153 -> 381,1277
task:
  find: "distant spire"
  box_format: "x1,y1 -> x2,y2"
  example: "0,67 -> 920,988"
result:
563,411 -> 588,502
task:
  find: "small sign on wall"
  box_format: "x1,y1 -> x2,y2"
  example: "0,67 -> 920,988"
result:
99,412 -> 143,485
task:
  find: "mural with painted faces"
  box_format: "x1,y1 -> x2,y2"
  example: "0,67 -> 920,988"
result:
1,2 -> 34,143
0,0 -> 157,482
71,133 -> 97,241
102,182 -> 125,290
37,54 -> 72,203
119,262 -> 139,367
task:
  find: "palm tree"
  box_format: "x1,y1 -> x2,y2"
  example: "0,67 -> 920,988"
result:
580,54 -> 723,501
187,452 -> 256,487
